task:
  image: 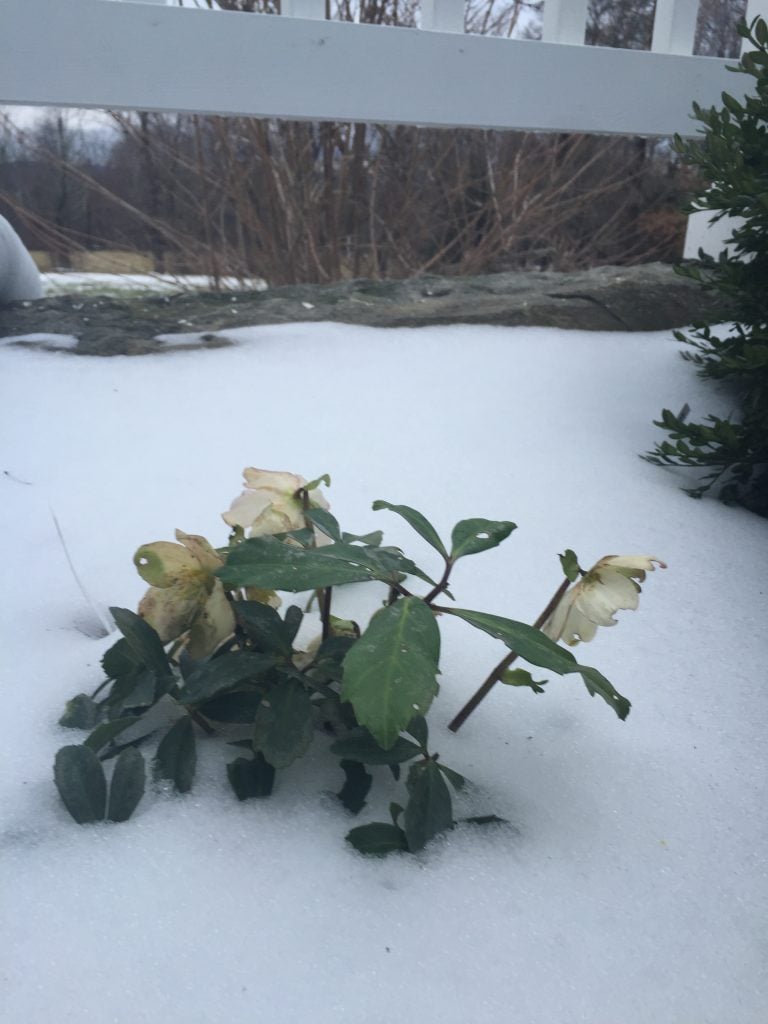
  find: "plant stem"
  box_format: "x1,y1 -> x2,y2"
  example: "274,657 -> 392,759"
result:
424,557 -> 453,605
321,586 -> 333,641
447,576 -> 570,733
188,707 -> 216,736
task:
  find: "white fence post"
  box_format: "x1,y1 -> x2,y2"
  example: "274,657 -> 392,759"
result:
421,0 -> 465,34
281,0 -> 326,20
651,0 -> 698,54
683,0 -> 766,258
542,0 -> 588,45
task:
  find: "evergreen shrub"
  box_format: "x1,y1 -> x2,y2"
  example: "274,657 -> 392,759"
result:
646,16 -> 768,516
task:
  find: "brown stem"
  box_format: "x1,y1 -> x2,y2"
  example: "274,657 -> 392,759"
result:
424,557 -> 454,606
321,586 -> 332,642
447,576 -> 571,733
188,707 -> 216,737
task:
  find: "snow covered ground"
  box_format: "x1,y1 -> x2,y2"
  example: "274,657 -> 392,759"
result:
1,316 -> 766,1024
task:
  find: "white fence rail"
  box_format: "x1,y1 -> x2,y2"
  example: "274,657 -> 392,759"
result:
0,0 -> 765,137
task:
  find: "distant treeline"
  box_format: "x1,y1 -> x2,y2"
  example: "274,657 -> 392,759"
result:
0,0 -> 746,285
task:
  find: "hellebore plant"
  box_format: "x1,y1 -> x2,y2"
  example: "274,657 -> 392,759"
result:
53,470 -> 665,856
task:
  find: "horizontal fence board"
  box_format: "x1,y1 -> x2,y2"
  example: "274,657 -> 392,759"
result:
0,0 -> 739,136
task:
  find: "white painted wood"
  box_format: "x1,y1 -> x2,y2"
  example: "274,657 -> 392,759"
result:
282,0 -> 326,20
0,215 -> 43,303
0,0 -> 739,136
542,0 -> 587,45
421,0 -> 465,34
651,0 -> 699,55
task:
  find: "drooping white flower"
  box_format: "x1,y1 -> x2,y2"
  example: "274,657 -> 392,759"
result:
542,555 -> 666,647
222,468 -> 330,537
134,529 -> 235,658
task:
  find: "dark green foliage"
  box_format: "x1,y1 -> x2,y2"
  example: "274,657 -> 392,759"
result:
109,607 -> 172,679
106,748 -> 146,822
53,489 -> 643,854
227,753 -> 275,800
154,717 -> 196,793
403,760 -> 454,852
346,822 -> 409,856
337,759 -> 373,813
330,729 -> 422,765
252,678 -> 314,768
54,745 -> 107,824
647,17 -> 768,515
176,652 -> 276,704
59,694 -> 102,730
372,500 -> 449,559
449,518 -> 517,561
55,744 -> 147,825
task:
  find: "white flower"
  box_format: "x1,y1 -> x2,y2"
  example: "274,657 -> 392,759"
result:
222,468 -> 329,537
134,529 -> 235,658
542,555 -> 666,647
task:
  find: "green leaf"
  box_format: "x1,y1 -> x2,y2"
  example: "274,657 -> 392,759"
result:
177,652 -> 276,704
121,668 -> 159,710
436,762 -> 466,791
226,752 -> 275,800
307,635 -> 358,684
283,605 -> 304,644
337,759 -> 373,813
403,760 -> 454,852
346,822 -> 409,856
252,679 -> 314,769
721,92 -> 743,116
372,500 -> 448,559
330,729 -> 422,765
83,717 -> 137,754
500,668 -> 548,693
154,716 -> 196,793
341,597 -> 441,750
447,607 -> 629,718
446,607 -> 578,674
234,601 -> 295,657
359,545 -> 438,587
304,507 -> 343,542
342,529 -> 384,547
303,473 -> 331,492
405,715 -> 428,749
106,747 -> 146,822
218,537 -> 395,590
54,745 -> 107,824
59,694 -> 102,730
109,607 -> 171,680
558,549 -> 581,582
198,690 -> 264,723
576,665 -> 631,720
449,518 -> 516,561
101,637 -> 142,680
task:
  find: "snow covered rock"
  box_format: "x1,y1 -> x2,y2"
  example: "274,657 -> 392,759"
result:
0,215 -> 42,304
